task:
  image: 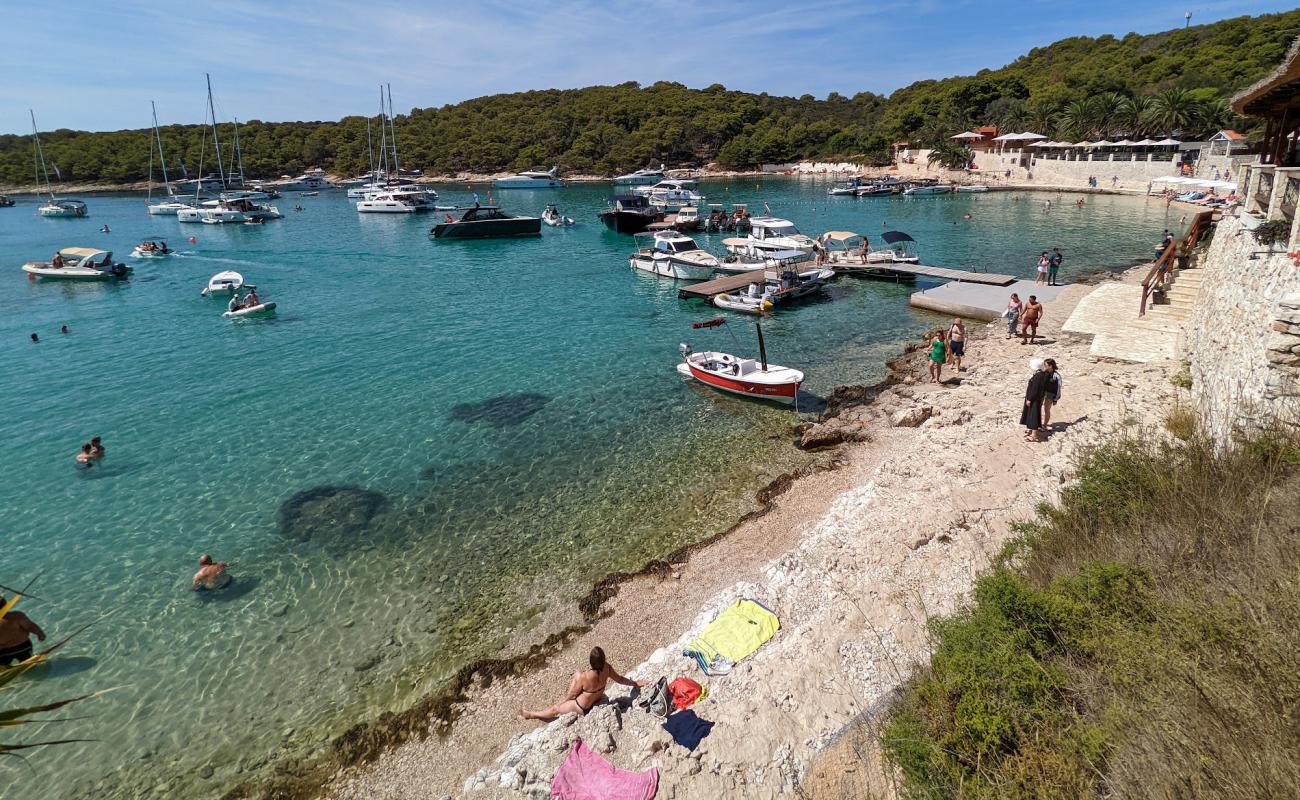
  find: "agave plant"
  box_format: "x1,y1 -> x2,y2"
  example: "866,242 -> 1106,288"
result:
0,591 -> 108,759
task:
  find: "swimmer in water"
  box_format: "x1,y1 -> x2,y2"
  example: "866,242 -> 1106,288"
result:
192,554 -> 232,591
75,443 -> 95,466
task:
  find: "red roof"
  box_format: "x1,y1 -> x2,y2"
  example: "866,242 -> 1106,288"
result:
976,125 -> 998,135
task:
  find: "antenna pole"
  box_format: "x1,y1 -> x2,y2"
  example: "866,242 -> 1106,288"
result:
756,321 -> 769,372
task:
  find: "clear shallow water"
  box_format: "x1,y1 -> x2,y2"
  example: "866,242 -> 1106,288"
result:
0,179 -> 1181,797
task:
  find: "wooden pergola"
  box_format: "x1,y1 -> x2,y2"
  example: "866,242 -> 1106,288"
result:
1233,37 -> 1300,166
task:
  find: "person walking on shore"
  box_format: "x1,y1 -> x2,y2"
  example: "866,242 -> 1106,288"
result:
1035,252 -> 1049,285
1003,293 -> 1022,339
520,647 -> 643,722
928,331 -> 947,383
1020,358 -> 1051,442
1048,248 -> 1063,286
1021,295 -> 1043,345
1042,359 -> 1063,428
0,596 -> 47,666
946,317 -> 967,372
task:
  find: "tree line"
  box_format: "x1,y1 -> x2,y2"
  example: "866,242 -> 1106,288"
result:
1,9 -> 1296,187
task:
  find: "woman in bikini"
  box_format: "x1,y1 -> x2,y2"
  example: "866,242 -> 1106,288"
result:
520,647 -> 642,721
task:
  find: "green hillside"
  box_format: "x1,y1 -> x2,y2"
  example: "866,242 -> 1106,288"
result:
2,9 -> 1297,186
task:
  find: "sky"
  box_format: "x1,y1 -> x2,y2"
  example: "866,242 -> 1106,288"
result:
2,0 -> 1296,134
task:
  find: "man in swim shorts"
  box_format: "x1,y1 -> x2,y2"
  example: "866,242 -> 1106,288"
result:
192,555 -> 232,591
0,596 -> 47,666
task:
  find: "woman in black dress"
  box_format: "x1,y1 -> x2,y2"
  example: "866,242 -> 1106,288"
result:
1020,359 -> 1051,441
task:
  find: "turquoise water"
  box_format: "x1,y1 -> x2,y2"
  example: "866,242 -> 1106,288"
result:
0,180 -> 1181,797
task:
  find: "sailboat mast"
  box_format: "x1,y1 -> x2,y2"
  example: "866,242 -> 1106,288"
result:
377,86 -> 389,180
29,110 -> 53,199
387,83 -> 400,178
206,73 -> 227,189
153,101 -> 173,197
232,117 -> 245,185
365,116 -> 375,182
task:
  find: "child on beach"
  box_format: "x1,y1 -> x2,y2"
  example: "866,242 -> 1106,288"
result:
928,332 -> 947,383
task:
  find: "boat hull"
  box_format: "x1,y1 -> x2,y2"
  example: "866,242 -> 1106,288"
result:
224,302 -> 277,318
495,178 -> 562,189
676,360 -> 800,404
148,203 -> 193,216
23,263 -> 129,280
39,206 -> 88,218
431,218 -> 542,238
599,210 -> 657,235
629,255 -> 713,281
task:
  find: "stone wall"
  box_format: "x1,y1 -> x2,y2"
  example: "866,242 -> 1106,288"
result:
1184,214 -> 1300,441
895,148 -> 1179,191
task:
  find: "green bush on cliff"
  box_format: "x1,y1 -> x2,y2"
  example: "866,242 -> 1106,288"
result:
882,432 -> 1300,799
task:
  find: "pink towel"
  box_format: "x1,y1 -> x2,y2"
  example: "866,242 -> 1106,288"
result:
551,739 -> 659,800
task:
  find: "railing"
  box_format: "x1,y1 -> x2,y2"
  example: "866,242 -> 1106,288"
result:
1282,177 -> 1300,220
1139,210 -> 1215,316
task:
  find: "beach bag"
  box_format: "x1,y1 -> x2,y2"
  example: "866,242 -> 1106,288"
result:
638,677 -> 671,718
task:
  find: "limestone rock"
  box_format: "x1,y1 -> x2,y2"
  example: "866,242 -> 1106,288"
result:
891,406 -> 934,428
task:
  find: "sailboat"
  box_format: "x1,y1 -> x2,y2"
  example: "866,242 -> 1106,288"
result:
31,111 -> 87,218
178,75 -> 282,223
356,84 -> 435,212
147,102 -> 195,216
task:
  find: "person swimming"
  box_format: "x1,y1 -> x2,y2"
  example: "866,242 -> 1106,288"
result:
75,443 -> 95,466
192,554 -> 232,591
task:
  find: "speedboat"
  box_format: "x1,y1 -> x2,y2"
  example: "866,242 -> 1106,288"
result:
904,183 -> 953,196
201,271 -> 244,297
723,216 -> 814,258
955,185 -> 989,193
496,167 -> 562,189
613,164 -> 666,186
673,206 -> 702,231
273,171 -> 335,191
713,285 -> 775,315
598,195 -> 661,234
0,195 -> 15,207
430,205 -> 541,238
542,204 -> 574,227
39,199 -> 88,218
828,178 -> 864,196
702,204 -> 752,233
677,318 -> 802,405
820,230 -> 919,280
716,248 -> 808,274
854,185 -> 894,197
22,247 -> 131,280
634,179 -> 703,203
356,188 -> 435,213
130,237 -> 172,258
629,231 -> 720,280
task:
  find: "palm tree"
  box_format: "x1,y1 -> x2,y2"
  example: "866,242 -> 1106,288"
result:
1119,95 -> 1155,136
1196,97 -> 1235,137
1094,92 -> 1127,138
1059,98 -> 1100,139
1149,88 -> 1198,136
985,97 -> 1029,132
927,141 -> 971,171
1026,99 -> 1061,136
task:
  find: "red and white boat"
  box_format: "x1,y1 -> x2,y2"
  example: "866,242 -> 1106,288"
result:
676,318 -> 803,406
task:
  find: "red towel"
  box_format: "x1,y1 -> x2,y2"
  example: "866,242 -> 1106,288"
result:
668,678 -> 703,711
551,740 -> 658,800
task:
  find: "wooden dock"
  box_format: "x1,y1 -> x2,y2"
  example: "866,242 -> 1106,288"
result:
677,271 -> 767,299
678,263 -> 1016,300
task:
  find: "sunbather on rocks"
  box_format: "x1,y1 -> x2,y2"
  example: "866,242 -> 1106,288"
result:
520,646 -> 642,722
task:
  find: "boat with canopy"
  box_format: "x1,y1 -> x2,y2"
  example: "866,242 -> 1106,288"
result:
676,317 -> 803,406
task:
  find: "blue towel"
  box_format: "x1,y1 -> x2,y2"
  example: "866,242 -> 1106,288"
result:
664,709 -> 714,751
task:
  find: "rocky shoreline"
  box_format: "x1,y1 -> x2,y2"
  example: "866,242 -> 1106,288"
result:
313,264 -> 1179,799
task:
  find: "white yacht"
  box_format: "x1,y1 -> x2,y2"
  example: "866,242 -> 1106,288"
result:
39,199 -> 89,218
274,171 -> 336,191
637,180 -> 705,211
356,188 -> 434,213
178,198 -> 282,223
23,247 -> 130,280
495,167 -> 562,189
613,164 -> 667,186
629,231 -> 720,280
723,216 -> 815,258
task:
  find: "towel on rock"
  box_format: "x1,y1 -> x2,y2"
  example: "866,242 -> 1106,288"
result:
551,739 -> 658,800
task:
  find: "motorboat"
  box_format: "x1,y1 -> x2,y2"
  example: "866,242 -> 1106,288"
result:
224,302 -> 276,318
496,167 -> 563,189
819,230 -> 919,280
179,197 -> 282,223
703,204 -> 752,233
716,248 -> 808,274
39,199 -> 89,218
904,183 -> 953,196
430,205 -> 541,238
22,247 -> 131,280
764,266 -> 835,302
201,270 -> 244,297
713,287 -> 774,315
723,216 -> 814,258
828,178 -> 865,196
273,171 -> 335,191
598,195 -> 661,234
542,204 -> 574,227
854,185 -> 894,197
676,318 -> 802,405
634,179 -> 703,202
629,231 -> 720,280
0,195 -> 15,207
148,200 -> 196,216
356,188 -> 435,213
613,164 -> 666,186
130,237 -> 172,258
673,206 -> 702,231
351,181 -> 438,201
955,185 -> 989,193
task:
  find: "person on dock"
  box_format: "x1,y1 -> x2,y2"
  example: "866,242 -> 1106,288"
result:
946,318 -> 967,372
0,596 -> 46,666
1003,293 -> 1022,339
1048,248 -> 1063,286
1020,358 -> 1051,442
928,332 -> 947,383
1042,359 -> 1063,428
192,554 -> 231,592
520,647 -> 643,722
1021,295 -> 1043,345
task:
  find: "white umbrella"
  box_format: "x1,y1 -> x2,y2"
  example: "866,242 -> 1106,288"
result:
1072,141 -> 1091,147
1152,176 -> 1186,183
1153,138 -> 1181,146
991,133 -> 1020,141
1210,180 -> 1238,191
1019,132 -> 1048,140
1091,140 -> 1116,148
1111,139 -> 1136,146
1133,139 -> 1157,146
950,131 -> 983,140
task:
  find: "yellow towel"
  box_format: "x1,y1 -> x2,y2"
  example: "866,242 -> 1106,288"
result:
687,599 -> 780,664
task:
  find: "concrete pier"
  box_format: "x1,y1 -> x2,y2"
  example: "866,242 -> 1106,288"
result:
910,279 -> 1068,321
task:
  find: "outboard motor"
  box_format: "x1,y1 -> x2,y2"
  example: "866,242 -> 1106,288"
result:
111,263 -> 128,277
679,343 -> 692,357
